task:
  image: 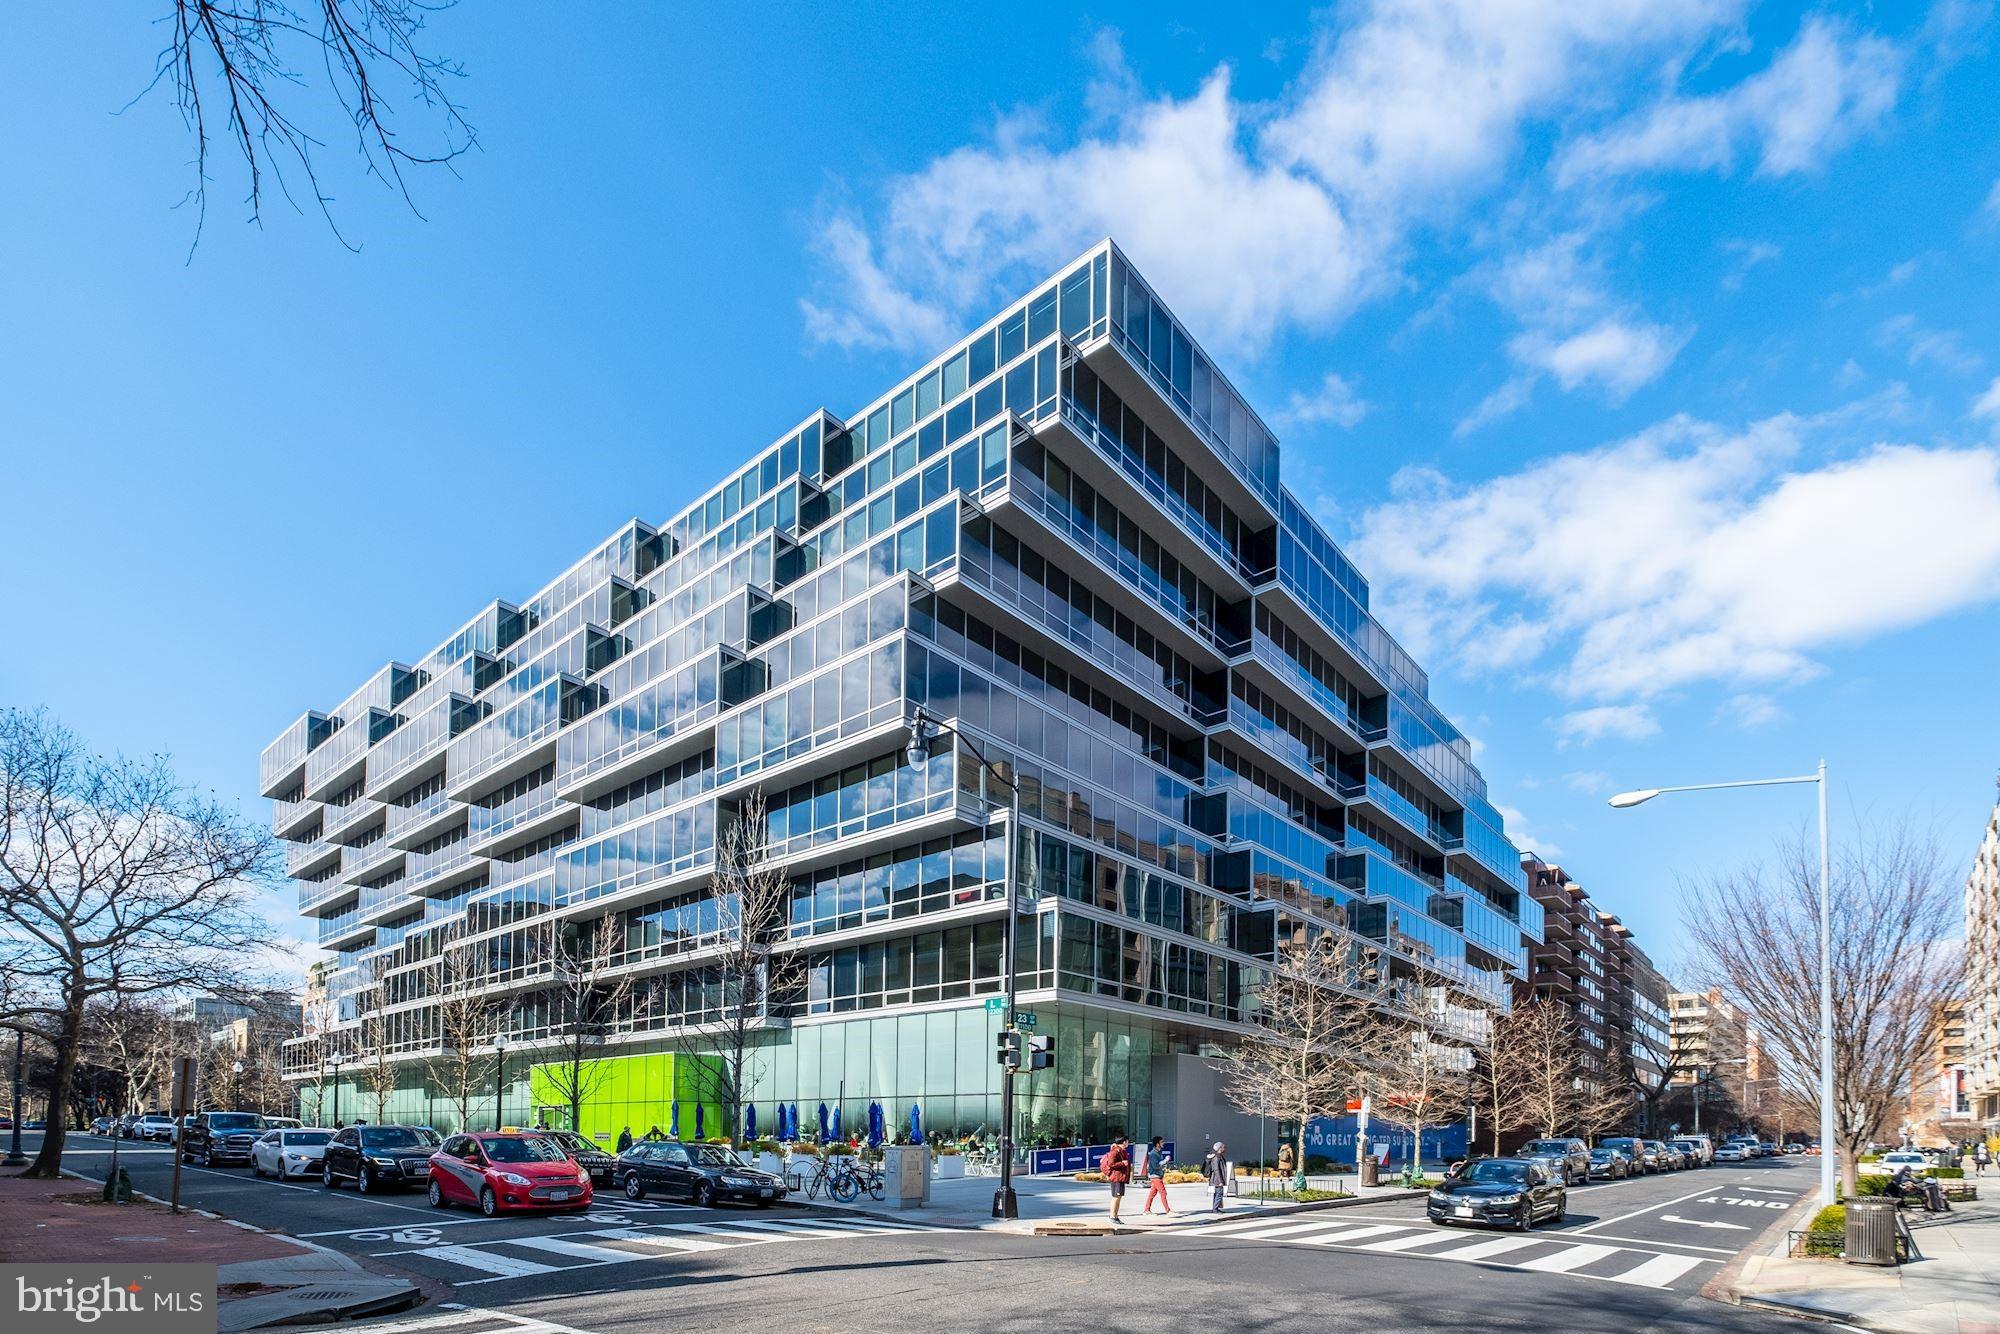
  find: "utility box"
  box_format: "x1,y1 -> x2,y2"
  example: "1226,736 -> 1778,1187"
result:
883,1145 -> 931,1208
1846,1197 -> 1899,1266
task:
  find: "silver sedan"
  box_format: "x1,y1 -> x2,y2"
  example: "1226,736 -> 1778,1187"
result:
252,1128 -> 334,1180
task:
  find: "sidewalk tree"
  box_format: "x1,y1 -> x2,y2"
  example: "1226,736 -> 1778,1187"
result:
1220,938 -> 1395,1178
1373,992 -> 1478,1168
149,0 -> 474,249
667,792 -> 800,1141
354,955 -> 400,1124
1501,998 -> 1591,1138
0,709 -> 278,1176
1682,823 -> 1961,1196
417,922 -> 503,1135
535,911 -> 650,1134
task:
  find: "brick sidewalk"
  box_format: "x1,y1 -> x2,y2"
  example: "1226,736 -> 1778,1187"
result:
0,1172 -> 309,1266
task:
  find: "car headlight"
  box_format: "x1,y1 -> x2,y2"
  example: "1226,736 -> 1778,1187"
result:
498,1172 -> 532,1186
1488,1192 -> 1521,1205
721,1175 -> 754,1187
371,1157 -> 398,1167
1428,1189 -> 1450,1201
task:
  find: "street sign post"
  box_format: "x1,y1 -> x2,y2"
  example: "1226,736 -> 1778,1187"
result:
168,1056 -> 195,1215
1014,1012 -> 1037,1027
983,997 -> 1007,1012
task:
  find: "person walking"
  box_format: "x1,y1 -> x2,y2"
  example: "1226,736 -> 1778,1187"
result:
617,1126 -> 634,1153
1101,1134 -> 1133,1223
1142,1136 -> 1172,1216
1975,1141 -> 1990,1176
1203,1141 -> 1228,1213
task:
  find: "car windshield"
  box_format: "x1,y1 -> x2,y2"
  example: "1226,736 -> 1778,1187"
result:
482,1137 -> 567,1163
1590,1149 -> 1615,1157
1524,1142 -> 1566,1153
285,1132 -> 331,1146
1463,1161 -> 1530,1184
360,1127 -> 437,1149
693,1146 -> 743,1168
210,1114 -> 263,1130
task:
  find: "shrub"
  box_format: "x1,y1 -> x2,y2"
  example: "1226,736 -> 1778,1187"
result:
749,1139 -> 782,1154
1931,1166 -> 1965,1179
1073,1171 -> 1104,1182
1163,1170 -> 1204,1183
1797,1204 -> 1846,1257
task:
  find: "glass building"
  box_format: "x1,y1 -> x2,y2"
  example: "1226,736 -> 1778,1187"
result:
269,241 -> 1539,1146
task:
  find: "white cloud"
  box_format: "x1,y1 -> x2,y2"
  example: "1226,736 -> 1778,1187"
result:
1455,376 -> 1537,437
1494,802 -> 1561,858
1719,238 -> 1780,291
805,3 -> 1737,355
1512,318 -> 1691,399
1877,314 -> 1982,375
1986,177 -> 2000,222
1352,413 -> 2000,721
1275,372 -> 1369,430
1559,16 -> 1903,183
1563,770 -> 1613,794
1972,375 -> 2000,420
1718,693 -> 1786,728
1556,704 -> 1661,746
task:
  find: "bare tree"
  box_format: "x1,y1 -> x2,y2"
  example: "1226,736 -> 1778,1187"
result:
1220,939 -> 1395,1179
1682,823 -> 1961,1196
0,709 -> 278,1176
1574,1067 -> 1637,1142
146,1 -> 475,250
1373,990 -> 1479,1171
668,792 -> 801,1141
353,956 -> 400,1124
418,922 -> 501,1134
1502,999 -> 1588,1139
534,912 -> 649,1136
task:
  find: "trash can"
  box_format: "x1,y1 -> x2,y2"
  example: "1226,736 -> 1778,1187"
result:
1846,1197 -> 1899,1266
1359,1157 -> 1380,1188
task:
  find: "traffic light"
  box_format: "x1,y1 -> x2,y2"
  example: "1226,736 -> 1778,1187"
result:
996,1029 -> 1022,1070
1027,1034 -> 1053,1071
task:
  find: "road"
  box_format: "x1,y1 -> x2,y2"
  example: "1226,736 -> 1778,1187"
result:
41,1134 -> 1814,1333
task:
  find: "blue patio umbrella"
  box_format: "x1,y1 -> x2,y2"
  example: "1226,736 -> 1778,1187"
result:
909,1104 -> 922,1144
817,1102 -> 829,1142
746,1104 -> 757,1141
867,1102 -> 884,1147
792,1104 -> 802,1142
695,1103 -> 705,1140
776,1103 -> 789,1140
669,1101 -> 680,1139
830,1105 -> 842,1142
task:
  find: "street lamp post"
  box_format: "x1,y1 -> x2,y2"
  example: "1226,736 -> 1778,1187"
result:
494,1035 -> 509,1132
230,1060 -> 244,1112
3,1029 -> 26,1167
324,1053 -> 346,1127
1609,761 -> 1836,1207
908,707 -> 1022,1220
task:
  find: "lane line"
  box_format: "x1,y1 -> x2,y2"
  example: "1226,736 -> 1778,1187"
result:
1351,1230 -> 1471,1253
1565,1232 -> 1735,1255
1570,1185 -> 1727,1236
1297,1224 -> 1405,1246
1515,1242 -> 1621,1274
1226,1218 -> 1389,1242
1430,1234 -> 1543,1263
1607,1252 -> 1708,1288
585,1228 -> 734,1252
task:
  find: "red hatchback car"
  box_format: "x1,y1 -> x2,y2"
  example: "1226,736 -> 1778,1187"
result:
428,1132 -> 593,1215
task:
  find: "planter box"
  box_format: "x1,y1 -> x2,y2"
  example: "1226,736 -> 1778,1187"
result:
756,1152 -> 784,1176
935,1155 -> 965,1179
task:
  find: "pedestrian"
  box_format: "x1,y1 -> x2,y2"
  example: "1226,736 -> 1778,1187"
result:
646,1124 -> 664,1141
1975,1141 -> 1990,1176
1277,1142 -> 1295,1181
617,1126 -> 634,1153
1142,1136 -> 1172,1216
1101,1134 -> 1133,1222
1203,1141 -> 1228,1213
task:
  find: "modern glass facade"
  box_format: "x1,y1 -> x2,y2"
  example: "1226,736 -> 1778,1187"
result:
269,240 -> 1535,1145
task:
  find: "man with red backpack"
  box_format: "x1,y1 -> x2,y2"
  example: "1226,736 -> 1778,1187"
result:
1101,1134 -> 1133,1222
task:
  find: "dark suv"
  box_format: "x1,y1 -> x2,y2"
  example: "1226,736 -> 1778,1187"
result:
322,1124 -> 443,1193
542,1130 -> 617,1185
180,1111 -> 268,1166
613,1140 -> 785,1206
1518,1137 -> 1592,1184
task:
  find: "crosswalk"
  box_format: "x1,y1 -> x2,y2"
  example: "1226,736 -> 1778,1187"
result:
378,1213 -> 953,1285
1163,1213 -> 1714,1290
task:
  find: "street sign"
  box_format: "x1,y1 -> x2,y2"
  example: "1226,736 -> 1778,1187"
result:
984,997 -> 1007,1012
1014,1011 -> 1037,1027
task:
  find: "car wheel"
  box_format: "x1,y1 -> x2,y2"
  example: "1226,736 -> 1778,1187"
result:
251,1159 -> 264,1179
624,1173 -> 645,1200
357,1165 -> 373,1195
1553,1200 -> 1566,1224
691,1181 -> 713,1209
1516,1205 -> 1534,1232
198,1148 -> 211,1168
479,1187 -> 498,1218
428,1179 -> 446,1209
322,1163 -> 336,1189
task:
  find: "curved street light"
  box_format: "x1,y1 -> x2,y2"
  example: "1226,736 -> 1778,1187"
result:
1608,762 -> 1834,1207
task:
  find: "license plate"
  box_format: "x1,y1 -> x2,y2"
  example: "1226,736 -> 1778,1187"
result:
1453,1206 -> 1474,1218
549,1189 -> 571,1201
760,1187 -> 773,1197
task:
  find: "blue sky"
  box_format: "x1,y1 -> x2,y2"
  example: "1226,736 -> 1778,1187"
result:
4,2 -> 1998,985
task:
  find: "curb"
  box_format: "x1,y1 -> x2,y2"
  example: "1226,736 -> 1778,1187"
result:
1703,1181 -> 1827,1306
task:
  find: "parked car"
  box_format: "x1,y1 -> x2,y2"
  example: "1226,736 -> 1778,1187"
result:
1428,1157 -> 1566,1231
1758,1142 -> 1780,1158
1674,1136 -> 1715,1165
252,1128 -> 332,1180
613,1139 -> 786,1207
133,1114 -> 178,1142
90,1115 -> 117,1135
1587,1146 -> 1633,1180
1783,1143 -> 1806,1154
1729,1136 -> 1764,1158
180,1111 -> 268,1166
1601,1137 -> 1654,1173
541,1130 -> 616,1185
321,1123 -> 442,1193
1518,1138 -> 1592,1185
1651,1141 -> 1689,1171
1714,1142 -> 1748,1162
1878,1150 -> 1931,1173
429,1132 -> 593,1216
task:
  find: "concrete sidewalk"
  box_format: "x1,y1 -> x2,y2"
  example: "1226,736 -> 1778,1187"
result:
1,1171 -> 421,1330
1726,1189 -> 2000,1334
795,1166 -> 1426,1233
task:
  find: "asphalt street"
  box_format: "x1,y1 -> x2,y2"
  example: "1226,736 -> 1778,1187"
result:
39,1134 -> 1815,1334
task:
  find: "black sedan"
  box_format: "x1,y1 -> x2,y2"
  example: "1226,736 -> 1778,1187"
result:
321,1124 -> 443,1193
543,1130 -> 617,1185
1427,1157 -> 1566,1231
1587,1146 -> 1633,1180
613,1140 -> 786,1207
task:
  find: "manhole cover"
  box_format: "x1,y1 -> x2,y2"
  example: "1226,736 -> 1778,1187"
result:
284,1290 -> 358,1302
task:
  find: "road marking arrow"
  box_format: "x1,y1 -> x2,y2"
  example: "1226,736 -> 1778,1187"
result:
1661,1215 -> 1750,1230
